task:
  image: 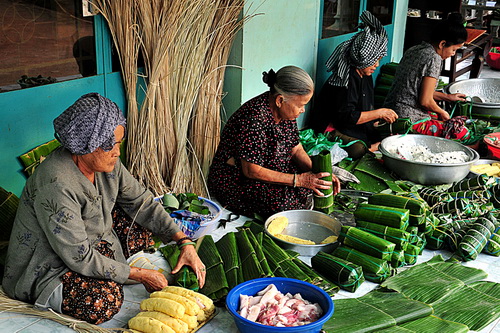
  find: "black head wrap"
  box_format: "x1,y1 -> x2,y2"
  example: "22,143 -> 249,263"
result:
325,11 -> 388,87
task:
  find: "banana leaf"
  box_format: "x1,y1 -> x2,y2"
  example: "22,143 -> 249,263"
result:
290,256 -> 339,296
417,187 -> 452,208
349,170 -> 390,192
344,154 -> 398,193
247,231 -> 273,277
447,223 -> 473,252
215,232 -> 243,288
484,227 -> 500,256
458,217 -> 497,261
399,315 -> 469,333
368,193 -> 428,226
197,235 -> 228,300
0,188 -> 19,242
403,243 -> 419,265
447,174 -> 492,192
406,226 -> 419,243
431,281 -> 500,331
240,220 -> 265,234
355,220 -> 410,251
339,225 -> 396,261
158,244 -> 199,291
261,234 -> 310,281
311,150 -> 334,214
354,203 -> 409,230
322,290 -> 433,333
380,255 -> 488,304
431,198 -> 470,217
391,249 -> 406,268
425,227 -> 449,250
311,251 -> 365,292
236,229 -> 264,281
333,246 -> 392,283
491,184 -> 500,208
18,139 -> 61,176
376,326 -> 415,332
448,189 -> 491,204
375,118 -> 413,138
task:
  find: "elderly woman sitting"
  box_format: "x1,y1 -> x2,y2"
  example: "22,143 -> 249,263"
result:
309,11 -> 398,159
2,93 -> 205,324
208,65 -> 341,218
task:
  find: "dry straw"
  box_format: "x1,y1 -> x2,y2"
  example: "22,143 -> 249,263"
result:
0,288 -> 124,333
93,0 -> 248,197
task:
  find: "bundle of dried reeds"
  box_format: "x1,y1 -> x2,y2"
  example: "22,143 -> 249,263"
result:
188,0 -> 247,194
93,0 -> 246,197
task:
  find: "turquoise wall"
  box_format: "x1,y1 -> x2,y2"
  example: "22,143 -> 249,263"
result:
391,0 -> 409,62
223,0 -> 321,129
0,74 -> 126,197
0,17 -> 126,197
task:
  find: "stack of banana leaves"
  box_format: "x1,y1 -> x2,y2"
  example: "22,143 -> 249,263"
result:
160,223 -> 340,301
351,194 -> 427,266
311,251 -> 365,293
324,255 -> 500,332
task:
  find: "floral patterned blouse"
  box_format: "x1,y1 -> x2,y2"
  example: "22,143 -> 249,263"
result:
2,147 -> 180,306
208,92 -> 309,217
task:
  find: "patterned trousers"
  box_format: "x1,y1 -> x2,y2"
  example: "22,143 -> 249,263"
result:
60,205 -> 155,324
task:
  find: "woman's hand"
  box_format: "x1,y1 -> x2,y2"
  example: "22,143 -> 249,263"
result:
297,172 -> 341,196
129,267 -> 168,293
376,108 -> 398,124
172,244 -> 206,288
438,110 -> 451,121
447,93 -> 466,102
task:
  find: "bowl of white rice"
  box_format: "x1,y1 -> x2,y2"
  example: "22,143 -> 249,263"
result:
379,134 -> 480,185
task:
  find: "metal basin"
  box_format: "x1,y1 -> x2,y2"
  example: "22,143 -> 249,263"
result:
264,210 -> 342,257
446,78 -> 500,117
379,134 -> 480,185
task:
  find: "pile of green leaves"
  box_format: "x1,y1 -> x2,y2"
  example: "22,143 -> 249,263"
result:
162,192 -> 210,215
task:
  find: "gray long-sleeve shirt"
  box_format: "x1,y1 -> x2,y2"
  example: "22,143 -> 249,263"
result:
2,147 -> 180,306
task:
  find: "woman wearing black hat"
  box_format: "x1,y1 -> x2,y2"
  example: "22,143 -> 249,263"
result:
309,11 -> 398,159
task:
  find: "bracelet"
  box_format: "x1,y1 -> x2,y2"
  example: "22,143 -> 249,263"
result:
293,173 -> 297,188
178,241 -> 196,249
176,236 -> 192,247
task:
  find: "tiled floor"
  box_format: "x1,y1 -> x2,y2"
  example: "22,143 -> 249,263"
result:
2,208 -> 500,333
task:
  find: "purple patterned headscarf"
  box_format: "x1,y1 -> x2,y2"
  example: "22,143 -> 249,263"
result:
53,92 -> 126,155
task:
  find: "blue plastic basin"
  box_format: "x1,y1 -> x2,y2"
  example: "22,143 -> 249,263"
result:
226,277 -> 334,333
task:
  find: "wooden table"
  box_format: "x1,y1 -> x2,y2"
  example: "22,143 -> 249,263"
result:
441,28 -> 493,82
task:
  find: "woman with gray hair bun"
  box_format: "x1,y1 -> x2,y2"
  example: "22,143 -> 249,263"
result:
3,93 -> 206,324
309,11 -> 398,159
208,65 -> 341,218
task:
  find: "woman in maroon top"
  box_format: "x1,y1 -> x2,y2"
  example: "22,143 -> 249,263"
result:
208,66 -> 341,218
